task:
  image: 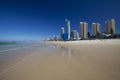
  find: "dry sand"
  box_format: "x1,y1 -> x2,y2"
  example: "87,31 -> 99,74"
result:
0,40 -> 120,80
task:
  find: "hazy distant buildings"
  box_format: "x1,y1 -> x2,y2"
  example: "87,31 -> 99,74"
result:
92,23 -> 101,36
105,19 -> 115,34
65,18 -> 71,40
80,22 -> 88,39
54,36 -> 59,41
70,30 -> 79,40
60,27 -> 65,40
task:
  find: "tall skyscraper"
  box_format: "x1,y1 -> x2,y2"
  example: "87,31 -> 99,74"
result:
80,22 -> 88,39
111,19 -> 115,34
105,20 -> 111,34
92,23 -> 100,36
105,19 -> 115,34
60,27 -> 65,40
65,18 -> 71,40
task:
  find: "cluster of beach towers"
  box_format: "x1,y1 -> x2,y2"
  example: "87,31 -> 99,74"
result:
58,18 -> 116,41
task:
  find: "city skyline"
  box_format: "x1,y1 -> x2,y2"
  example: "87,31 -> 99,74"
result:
56,18 -> 117,41
0,0 -> 120,40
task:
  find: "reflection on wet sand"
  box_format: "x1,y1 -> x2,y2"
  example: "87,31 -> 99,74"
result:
61,46 -> 71,60
60,46 -> 89,64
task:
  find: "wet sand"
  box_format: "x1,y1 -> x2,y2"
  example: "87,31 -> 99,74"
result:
0,40 -> 120,80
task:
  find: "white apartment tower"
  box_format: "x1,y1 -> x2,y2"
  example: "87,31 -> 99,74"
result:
60,27 -> 64,39
80,22 -> 88,39
92,23 -> 100,36
105,19 -> 115,34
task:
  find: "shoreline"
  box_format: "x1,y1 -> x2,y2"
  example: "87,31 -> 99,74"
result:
46,39 -> 120,59
45,39 -> 120,50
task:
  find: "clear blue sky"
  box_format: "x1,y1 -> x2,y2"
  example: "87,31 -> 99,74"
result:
0,0 -> 120,40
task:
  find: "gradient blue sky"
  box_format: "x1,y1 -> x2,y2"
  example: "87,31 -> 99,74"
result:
0,0 -> 120,40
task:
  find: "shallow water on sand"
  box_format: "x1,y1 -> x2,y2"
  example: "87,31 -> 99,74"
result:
0,42 -> 120,80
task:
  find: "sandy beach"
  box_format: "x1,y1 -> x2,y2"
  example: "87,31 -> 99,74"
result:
46,39 -> 120,80
0,40 -> 120,80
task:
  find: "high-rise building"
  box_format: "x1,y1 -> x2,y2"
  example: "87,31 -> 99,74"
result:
105,19 -> 115,34
92,23 -> 100,36
70,30 -> 79,40
105,20 -> 111,34
80,22 -> 88,39
76,31 -> 79,39
60,27 -> 64,40
65,18 -> 71,40
111,19 -> 115,34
